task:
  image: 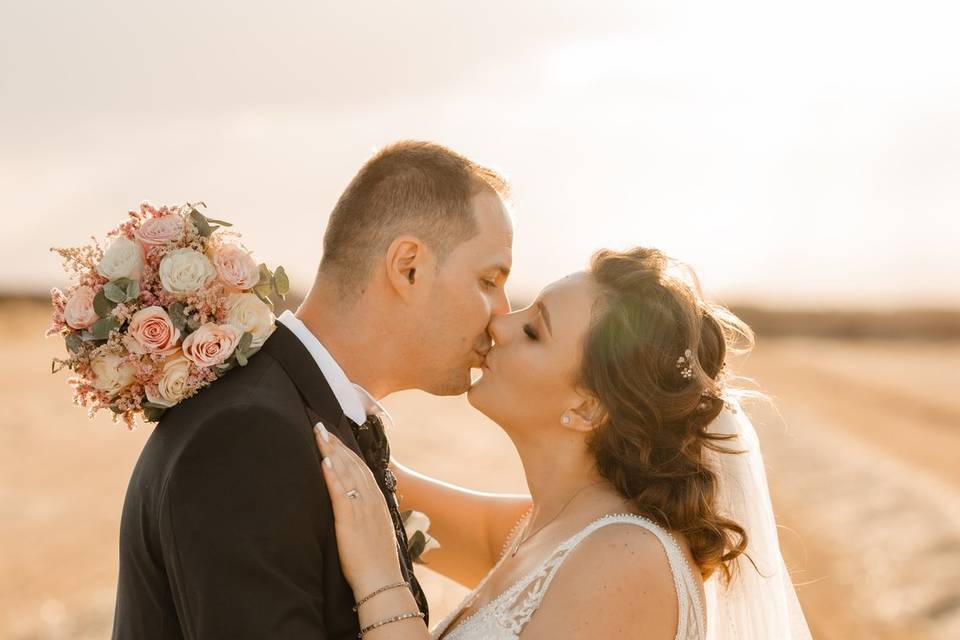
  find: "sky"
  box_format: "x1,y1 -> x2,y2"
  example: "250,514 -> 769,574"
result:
2,0 -> 958,309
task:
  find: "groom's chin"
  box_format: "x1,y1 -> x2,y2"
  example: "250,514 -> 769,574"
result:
424,368 -> 473,397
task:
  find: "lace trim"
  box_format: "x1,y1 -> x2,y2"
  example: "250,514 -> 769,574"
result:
440,512 -> 705,638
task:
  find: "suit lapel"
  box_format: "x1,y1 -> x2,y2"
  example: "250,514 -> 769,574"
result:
259,322 -> 429,622
260,322 -> 361,452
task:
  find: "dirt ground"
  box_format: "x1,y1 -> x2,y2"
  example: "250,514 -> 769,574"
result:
3,299 -> 958,639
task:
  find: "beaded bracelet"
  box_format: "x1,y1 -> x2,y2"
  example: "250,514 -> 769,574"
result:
358,611 -> 425,638
352,580 -> 410,611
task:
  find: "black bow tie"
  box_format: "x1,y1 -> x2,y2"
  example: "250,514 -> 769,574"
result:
349,414 -> 397,493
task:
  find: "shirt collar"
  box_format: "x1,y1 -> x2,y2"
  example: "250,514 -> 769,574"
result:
276,310 -> 372,426
352,383 -> 396,431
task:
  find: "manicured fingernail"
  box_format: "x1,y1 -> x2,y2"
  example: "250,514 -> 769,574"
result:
315,422 -> 330,443
323,456 -> 333,469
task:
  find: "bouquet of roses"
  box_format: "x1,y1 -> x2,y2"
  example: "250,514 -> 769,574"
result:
47,202 -> 289,428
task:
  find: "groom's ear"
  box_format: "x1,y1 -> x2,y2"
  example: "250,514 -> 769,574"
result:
385,235 -> 430,301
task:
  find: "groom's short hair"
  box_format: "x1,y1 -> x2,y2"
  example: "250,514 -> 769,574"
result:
319,140 -> 509,294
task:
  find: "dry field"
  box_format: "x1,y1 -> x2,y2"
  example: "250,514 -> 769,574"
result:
2,299 -> 958,639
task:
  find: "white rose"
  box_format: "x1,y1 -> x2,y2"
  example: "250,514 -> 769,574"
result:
158,248 -> 216,296
97,237 -> 144,281
224,293 -> 275,348
145,355 -> 192,407
89,348 -> 136,397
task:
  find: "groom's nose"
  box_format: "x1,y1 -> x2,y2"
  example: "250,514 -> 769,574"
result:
490,288 -> 511,317
487,313 -> 509,346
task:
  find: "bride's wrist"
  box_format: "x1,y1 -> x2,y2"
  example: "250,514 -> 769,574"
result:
352,571 -> 406,604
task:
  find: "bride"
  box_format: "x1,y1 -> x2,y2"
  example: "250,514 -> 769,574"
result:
313,247 -> 811,640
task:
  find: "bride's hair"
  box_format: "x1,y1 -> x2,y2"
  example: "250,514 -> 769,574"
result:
578,247 -> 752,582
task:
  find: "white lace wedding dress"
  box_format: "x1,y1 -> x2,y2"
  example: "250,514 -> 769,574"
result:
431,513 -> 707,640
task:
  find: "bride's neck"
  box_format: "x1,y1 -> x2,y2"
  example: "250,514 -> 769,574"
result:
511,428 -> 616,525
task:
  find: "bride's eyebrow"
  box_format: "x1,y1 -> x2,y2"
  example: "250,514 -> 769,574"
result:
536,300 -> 553,336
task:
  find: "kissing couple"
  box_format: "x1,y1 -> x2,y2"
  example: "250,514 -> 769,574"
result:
113,141 -> 811,639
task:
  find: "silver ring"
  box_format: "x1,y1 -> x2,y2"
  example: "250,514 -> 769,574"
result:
345,489 -> 360,500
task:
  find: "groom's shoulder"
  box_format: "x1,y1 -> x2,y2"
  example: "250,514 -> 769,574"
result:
166,349 -> 298,424
145,350 -> 310,470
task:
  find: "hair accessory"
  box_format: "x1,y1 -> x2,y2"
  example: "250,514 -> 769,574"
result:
560,414 -> 571,425
676,348 -> 694,379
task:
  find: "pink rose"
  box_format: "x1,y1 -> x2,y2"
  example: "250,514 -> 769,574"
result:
64,286 -> 98,329
181,323 -> 241,368
125,306 -> 181,355
134,214 -> 184,250
212,243 -> 259,291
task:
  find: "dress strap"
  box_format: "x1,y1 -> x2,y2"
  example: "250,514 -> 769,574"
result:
498,513 -> 704,637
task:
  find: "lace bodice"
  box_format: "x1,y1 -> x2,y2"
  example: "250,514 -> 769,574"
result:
431,513 -> 706,640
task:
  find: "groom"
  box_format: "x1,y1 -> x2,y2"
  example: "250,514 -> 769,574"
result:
112,141 -> 514,639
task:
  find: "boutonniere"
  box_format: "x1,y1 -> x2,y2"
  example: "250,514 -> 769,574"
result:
402,510 -> 441,565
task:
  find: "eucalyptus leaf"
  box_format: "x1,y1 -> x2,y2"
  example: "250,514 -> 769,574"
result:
236,350 -> 248,367
103,281 -> 127,303
142,401 -> 169,410
90,317 -> 119,340
400,509 -> 413,522
186,316 -> 201,331
142,405 -> 166,422
205,218 -> 233,227
109,402 -> 125,415
93,289 -> 117,317
254,288 -> 272,307
79,329 -> 97,342
272,265 -> 289,299
189,208 -> 214,237
257,263 -> 273,284
65,332 -> 84,354
237,331 -> 253,353
168,303 -> 188,332
124,279 -> 140,301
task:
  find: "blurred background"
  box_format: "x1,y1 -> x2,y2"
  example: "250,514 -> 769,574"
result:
2,1 -> 958,639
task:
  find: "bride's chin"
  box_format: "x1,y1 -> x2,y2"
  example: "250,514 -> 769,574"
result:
466,375 -> 488,408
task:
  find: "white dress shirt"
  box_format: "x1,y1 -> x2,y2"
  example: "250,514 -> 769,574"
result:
276,310 -> 394,428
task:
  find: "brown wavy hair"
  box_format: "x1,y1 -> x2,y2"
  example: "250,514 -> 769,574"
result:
578,247 -> 753,582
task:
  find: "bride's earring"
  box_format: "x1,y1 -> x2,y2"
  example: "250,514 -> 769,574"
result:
560,414 -> 571,426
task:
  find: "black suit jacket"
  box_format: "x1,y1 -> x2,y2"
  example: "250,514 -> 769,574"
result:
112,322 -> 428,639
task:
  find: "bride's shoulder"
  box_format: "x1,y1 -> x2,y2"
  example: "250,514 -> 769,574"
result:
522,517 -> 680,639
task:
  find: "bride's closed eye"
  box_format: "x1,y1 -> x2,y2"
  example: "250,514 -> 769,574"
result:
523,323 -> 539,340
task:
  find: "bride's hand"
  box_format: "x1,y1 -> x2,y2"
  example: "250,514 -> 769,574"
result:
313,423 -> 404,600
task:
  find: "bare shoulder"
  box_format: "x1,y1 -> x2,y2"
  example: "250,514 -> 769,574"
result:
520,522 -> 681,640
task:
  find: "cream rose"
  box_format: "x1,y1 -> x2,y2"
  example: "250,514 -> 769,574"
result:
89,348 -> 136,397
224,293 -> 275,348
125,306 -> 181,355
64,285 -> 98,329
181,323 -> 241,367
212,243 -> 259,291
158,248 -> 216,296
145,355 -> 192,407
97,237 -> 144,281
134,214 -> 184,250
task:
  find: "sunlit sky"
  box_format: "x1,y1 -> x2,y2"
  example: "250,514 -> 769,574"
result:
2,1 -> 957,309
